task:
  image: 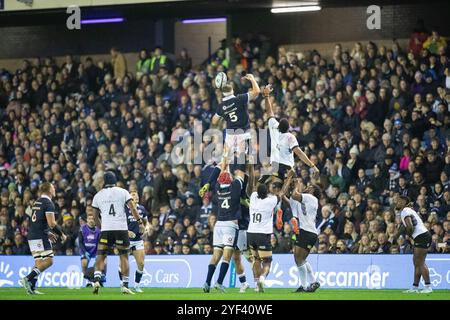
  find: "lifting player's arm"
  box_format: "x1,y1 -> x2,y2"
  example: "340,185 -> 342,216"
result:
276,170 -> 298,232
293,146 -> 320,174
211,114 -> 222,129
243,74 -> 261,101
247,160 -> 256,196
263,84 -> 275,118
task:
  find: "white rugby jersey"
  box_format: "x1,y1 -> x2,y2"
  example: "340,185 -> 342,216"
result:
289,193 -> 319,235
92,186 -> 132,231
268,117 -> 298,168
248,191 -> 278,234
400,207 -> 428,239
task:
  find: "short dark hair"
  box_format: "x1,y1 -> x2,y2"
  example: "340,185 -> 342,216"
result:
278,118 -> 289,133
257,184 -> 268,199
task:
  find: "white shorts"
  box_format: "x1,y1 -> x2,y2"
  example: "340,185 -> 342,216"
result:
225,131 -> 251,155
130,240 -> 144,251
213,221 -> 239,248
236,230 -> 248,252
28,239 -> 54,260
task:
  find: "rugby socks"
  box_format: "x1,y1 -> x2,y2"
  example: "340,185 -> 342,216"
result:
217,261 -> 230,285
26,268 -> 41,281
94,271 -> 102,283
135,269 -> 143,284
305,262 -> 317,284
238,273 -> 247,284
297,262 -> 308,288
122,276 -> 129,288
206,264 -> 216,286
30,277 -> 38,290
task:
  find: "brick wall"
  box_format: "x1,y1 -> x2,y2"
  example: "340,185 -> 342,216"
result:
174,20 -> 226,67
230,4 -> 450,46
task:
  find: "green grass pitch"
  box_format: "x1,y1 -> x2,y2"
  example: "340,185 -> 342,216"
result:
0,288 -> 449,300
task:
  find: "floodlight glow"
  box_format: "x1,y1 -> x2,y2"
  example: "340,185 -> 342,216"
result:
271,6 -> 321,13
182,18 -> 226,24
81,18 -> 125,24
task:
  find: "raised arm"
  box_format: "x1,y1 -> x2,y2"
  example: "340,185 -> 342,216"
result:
211,114 -> 222,129
293,146 -> 319,174
243,74 -> 261,100
280,169 -> 295,199
263,84 -> 274,118
247,161 -> 256,196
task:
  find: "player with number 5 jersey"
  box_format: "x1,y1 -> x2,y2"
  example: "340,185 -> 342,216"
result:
211,73 -> 260,156
91,171 -> 143,295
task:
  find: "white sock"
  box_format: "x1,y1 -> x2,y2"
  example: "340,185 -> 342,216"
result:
297,263 -> 308,288
424,284 -> 430,289
305,262 -> 316,284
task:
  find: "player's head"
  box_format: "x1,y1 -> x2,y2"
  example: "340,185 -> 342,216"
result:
86,214 -> 95,227
257,183 -> 268,199
40,182 -> 55,198
130,189 -> 139,203
103,171 -> 117,188
269,181 -> 282,195
306,184 -> 322,199
218,171 -> 233,186
395,195 -> 410,210
278,118 -> 289,133
222,83 -> 234,97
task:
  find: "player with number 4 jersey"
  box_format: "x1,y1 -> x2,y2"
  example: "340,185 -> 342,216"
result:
203,151 -> 247,293
91,171 -> 143,295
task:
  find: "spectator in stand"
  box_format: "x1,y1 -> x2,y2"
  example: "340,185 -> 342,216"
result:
136,49 -> 151,80
150,46 -> 171,74
175,48 -> 192,73
423,30 -> 447,55
110,47 -> 127,80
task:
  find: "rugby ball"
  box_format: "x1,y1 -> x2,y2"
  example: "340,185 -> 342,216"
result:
215,72 -> 227,89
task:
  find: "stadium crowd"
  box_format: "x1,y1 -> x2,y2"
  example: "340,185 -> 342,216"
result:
0,29 -> 449,257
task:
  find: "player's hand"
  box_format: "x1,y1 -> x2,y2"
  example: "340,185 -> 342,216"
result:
84,252 -> 91,260
290,217 -> 300,235
263,84 -> 273,97
199,183 -> 210,198
128,230 -> 137,239
287,169 -> 296,179
60,233 -> 67,243
48,232 -> 58,244
242,74 -> 254,81
276,208 -> 283,230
